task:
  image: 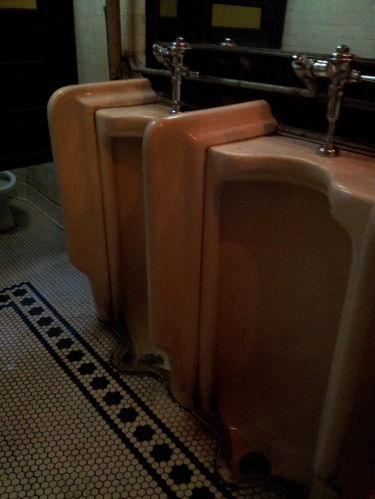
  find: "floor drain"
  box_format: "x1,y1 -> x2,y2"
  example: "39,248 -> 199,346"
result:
239,452 -> 272,476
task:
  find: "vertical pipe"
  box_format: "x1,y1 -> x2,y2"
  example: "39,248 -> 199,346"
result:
104,0 -> 123,80
170,73 -> 182,114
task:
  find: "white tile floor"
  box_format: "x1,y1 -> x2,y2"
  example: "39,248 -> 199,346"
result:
0,199 -> 296,498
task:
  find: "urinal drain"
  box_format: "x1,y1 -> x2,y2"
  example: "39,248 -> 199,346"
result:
239,452 -> 272,476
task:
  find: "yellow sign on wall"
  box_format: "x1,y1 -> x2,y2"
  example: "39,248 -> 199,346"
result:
212,4 -> 262,29
160,0 -> 178,18
0,0 -> 37,9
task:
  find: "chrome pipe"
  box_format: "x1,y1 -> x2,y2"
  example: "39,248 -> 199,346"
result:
185,72 -> 313,97
317,83 -> 345,156
152,38 -> 191,114
294,44 -> 375,156
131,66 -> 313,98
358,74 -> 375,84
132,66 -> 171,78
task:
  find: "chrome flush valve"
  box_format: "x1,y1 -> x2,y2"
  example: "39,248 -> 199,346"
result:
316,45 -> 355,156
293,45 -> 375,156
152,37 -> 191,114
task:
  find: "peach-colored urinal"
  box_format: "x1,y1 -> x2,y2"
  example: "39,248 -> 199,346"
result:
144,100 -> 278,408
201,137 -> 375,497
48,79 -> 169,363
94,103 -> 170,363
145,112 -> 375,497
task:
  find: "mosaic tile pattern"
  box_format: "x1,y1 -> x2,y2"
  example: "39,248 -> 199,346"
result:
0,200 -> 295,498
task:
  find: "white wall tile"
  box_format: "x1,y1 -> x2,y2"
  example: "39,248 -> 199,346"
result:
134,0 -> 145,16
282,0 -> 375,57
73,0 -> 146,83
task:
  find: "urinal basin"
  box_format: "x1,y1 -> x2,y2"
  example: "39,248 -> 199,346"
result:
94,104 -> 169,361
201,136 -> 375,483
145,129 -> 375,495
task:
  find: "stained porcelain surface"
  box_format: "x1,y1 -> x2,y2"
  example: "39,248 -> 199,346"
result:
145,123 -> 375,496
95,104 -> 169,361
48,78 -> 173,365
204,136 -> 375,485
144,99 -> 278,408
48,79 -> 158,321
209,136 -> 375,210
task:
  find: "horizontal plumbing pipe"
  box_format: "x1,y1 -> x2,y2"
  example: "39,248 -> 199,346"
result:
131,65 -> 314,98
131,65 -> 375,112
359,73 -> 375,83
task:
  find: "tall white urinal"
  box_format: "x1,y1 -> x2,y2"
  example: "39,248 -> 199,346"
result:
144,109 -> 375,498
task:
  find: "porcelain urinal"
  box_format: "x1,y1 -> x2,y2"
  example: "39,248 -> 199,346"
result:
201,137 -> 375,496
145,114 -> 375,496
143,100 -> 278,409
94,104 -> 169,362
48,79 -> 169,362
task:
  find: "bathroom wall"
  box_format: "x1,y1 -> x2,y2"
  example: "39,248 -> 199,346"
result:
282,0 -> 375,58
73,0 -> 146,84
14,1 -> 146,225
73,0 -> 109,83
12,163 -> 63,226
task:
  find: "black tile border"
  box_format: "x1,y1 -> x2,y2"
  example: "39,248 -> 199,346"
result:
0,282 -> 234,498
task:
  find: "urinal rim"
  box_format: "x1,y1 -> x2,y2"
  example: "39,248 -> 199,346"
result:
0,170 -> 16,194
